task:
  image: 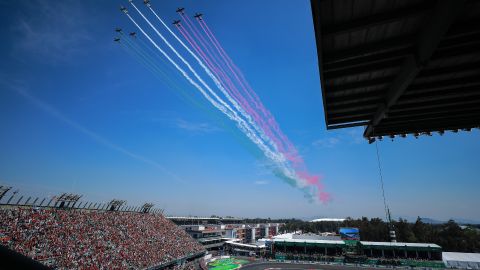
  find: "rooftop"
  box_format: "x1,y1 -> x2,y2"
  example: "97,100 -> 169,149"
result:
311,0 -> 480,140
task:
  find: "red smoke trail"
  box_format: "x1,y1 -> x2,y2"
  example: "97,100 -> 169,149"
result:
183,15 -> 224,68
198,19 -> 298,162
198,19 -> 328,202
178,24 -> 255,127
202,19 -> 306,168
192,20 -> 289,152
198,20 -> 293,153
180,18 -> 284,155
199,20 -> 268,114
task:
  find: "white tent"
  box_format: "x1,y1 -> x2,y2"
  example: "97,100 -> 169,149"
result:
443,252 -> 480,269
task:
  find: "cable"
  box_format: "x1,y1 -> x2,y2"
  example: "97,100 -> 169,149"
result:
373,128 -> 396,242
375,137 -> 389,223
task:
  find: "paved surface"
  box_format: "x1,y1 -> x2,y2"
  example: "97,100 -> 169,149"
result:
240,262 -> 384,270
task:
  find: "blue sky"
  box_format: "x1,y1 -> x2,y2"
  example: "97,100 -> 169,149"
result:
1,0 -> 479,221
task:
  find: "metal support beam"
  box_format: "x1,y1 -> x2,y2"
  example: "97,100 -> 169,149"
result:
311,0 -> 330,126
324,36 -> 413,64
364,0 -> 467,137
327,121 -> 369,130
324,49 -> 409,73
324,58 -> 400,80
322,1 -> 432,37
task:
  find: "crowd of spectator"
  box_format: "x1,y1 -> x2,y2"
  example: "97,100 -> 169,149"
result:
0,207 -> 205,269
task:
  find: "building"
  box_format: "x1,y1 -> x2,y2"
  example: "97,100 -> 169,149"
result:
442,252 -> 480,269
182,222 -> 281,251
182,225 -> 224,250
265,238 -> 445,267
360,241 -> 442,260
224,241 -> 266,257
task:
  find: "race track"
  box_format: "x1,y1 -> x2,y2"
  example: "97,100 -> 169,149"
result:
241,262 -> 380,270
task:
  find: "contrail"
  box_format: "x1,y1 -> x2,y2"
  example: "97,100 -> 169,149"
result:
122,5 -> 329,203
184,19 -> 293,169
175,16 -> 297,170
187,17 -> 296,160
120,33 -> 205,109
197,19 -> 298,161
9,86 -> 184,183
143,3 -> 280,155
123,12 -> 283,164
130,3 -> 238,122
196,17 -> 330,202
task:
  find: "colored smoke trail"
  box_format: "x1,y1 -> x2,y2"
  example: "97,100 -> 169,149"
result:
195,18 -> 330,202
124,10 -> 284,169
121,3 -> 329,203
134,3 -> 280,159
146,5 -> 283,160
177,19 -> 281,156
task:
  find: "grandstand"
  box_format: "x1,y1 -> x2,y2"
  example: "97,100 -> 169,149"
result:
181,223 -> 281,252
0,187 -> 206,269
265,238 -> 444,268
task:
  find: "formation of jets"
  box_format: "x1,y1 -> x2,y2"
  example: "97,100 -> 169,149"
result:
194,13 -> 203,20
115,6 -> 204,42
176,7 -> 185,15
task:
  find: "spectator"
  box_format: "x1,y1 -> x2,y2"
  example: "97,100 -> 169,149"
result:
0,207 -> 205,269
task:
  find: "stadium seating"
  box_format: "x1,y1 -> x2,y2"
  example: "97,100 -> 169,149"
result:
0,207 -> 205,269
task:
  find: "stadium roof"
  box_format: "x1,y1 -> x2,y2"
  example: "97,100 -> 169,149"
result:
360,241 -> 442,251
166,216 -> 242,221
311,0 -> 480,140
272,238 -> 345,246
310,218 -> 345,222
225,241 -> 266,249
443,252 -> 480,269
443,252 -> 480,262
360,241 -> 441,248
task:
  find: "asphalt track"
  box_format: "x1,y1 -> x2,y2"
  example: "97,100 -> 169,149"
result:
241,262 -> 382,270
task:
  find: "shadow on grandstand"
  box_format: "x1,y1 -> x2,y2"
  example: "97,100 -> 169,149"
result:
0,244 -> 50,270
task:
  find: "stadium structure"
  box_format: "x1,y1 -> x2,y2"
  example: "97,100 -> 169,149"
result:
0,186 -> 206,269
311,0 -> 480,140
1,188 -> 479,270
179,223 -> 281,251
256,230 -> 445,268
1,0 -> 480,269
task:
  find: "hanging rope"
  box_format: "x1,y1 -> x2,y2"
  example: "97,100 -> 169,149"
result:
373,128 -> 390,224
375,139 -> 390,223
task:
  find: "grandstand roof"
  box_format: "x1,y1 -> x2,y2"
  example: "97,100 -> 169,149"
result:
311,0 -> 480,139
443,252 -> 480,262
360,241 -> 441,251
167,216 -> 242,221
272,238 -> 345,247
225,241 -> 266,249
310,218 -> 345,222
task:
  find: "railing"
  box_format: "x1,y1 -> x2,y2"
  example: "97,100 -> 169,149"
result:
0,198 -> 164,214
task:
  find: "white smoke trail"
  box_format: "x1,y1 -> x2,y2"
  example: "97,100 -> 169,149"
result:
132,3 -> 280,157
124,13 -> 283,164
124,7 -> 315,197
